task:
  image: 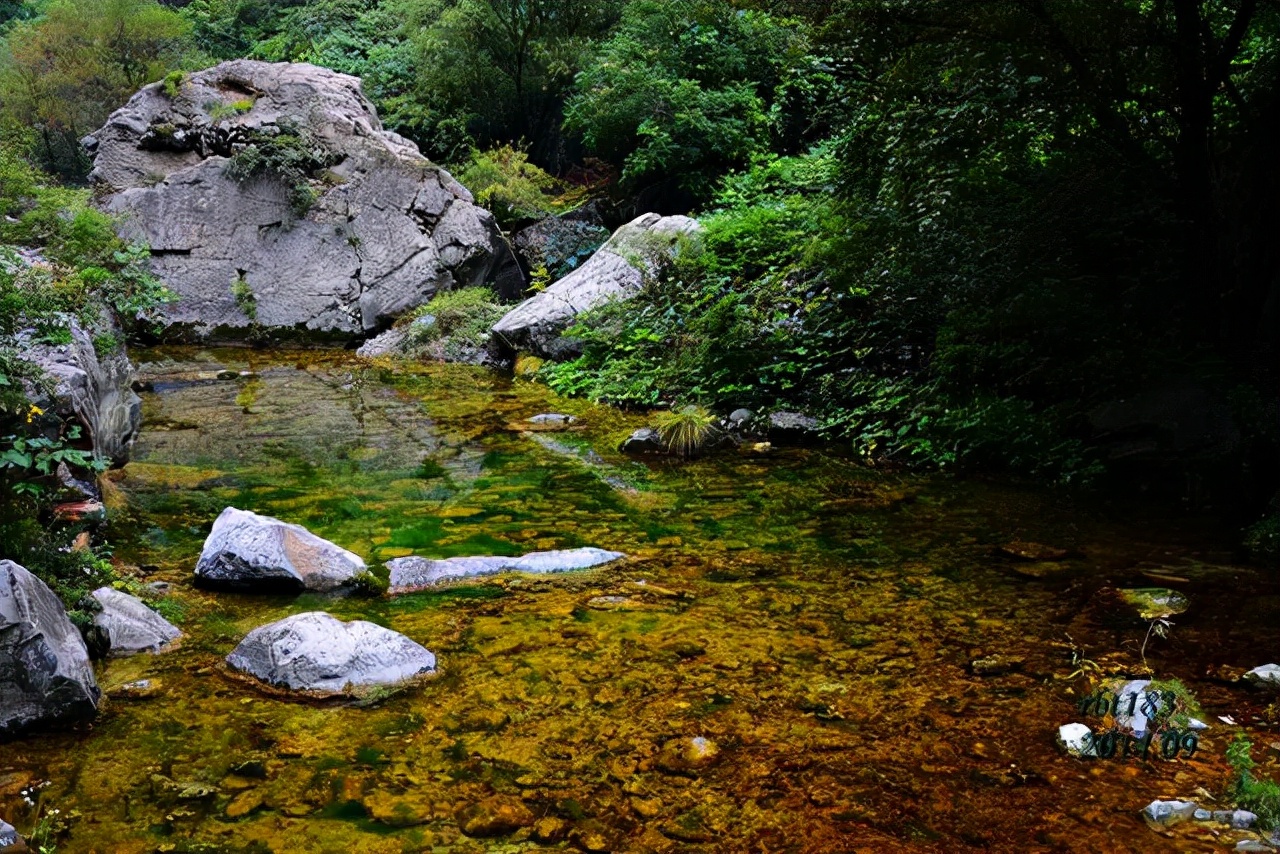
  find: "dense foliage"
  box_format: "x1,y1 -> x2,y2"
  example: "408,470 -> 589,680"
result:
0,0 -> 1276,527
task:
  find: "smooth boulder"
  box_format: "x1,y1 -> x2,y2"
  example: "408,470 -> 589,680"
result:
226,611 -> 436,694
195,507 -> 366,592
0,561 -> 100,738
88,587 -> 181,656
1244,663 -> 1280,690
87,60 -> 522,339
491,213 -> 702,359
388,547 -> 624,594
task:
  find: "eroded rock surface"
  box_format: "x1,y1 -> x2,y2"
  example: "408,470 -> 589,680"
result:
387,547 -> 624,594
491,213 -> 702,358
195,507 -> 366,592
22,319 -> 141,464
87,60 -> 521,339
88,587 -> 181,656
226,611 -> 436,694
0,561 -> 100,738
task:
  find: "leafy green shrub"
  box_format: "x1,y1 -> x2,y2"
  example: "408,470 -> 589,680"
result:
1226,735 -> 1280,830
394,287 -> 506,362
207,98 -> 254,120
457,146 -> 563,228
230,274 -> 257,320
161,70 -> 187,98
1244,504 -> 1280,564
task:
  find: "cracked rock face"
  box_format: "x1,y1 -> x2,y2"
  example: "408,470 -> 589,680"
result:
87,60 -> 522,339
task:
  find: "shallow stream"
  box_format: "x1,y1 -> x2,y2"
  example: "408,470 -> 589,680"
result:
3,348 -> 1279,853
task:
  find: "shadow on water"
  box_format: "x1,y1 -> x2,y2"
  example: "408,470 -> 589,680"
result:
3,347 -> 1279,852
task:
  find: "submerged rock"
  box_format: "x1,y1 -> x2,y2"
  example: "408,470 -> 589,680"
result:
766,411 -> 822,444
87,60 -> 521,340
656,736 -> 720,774
88,587 -> 181,656
226,611 -> 436,694
454,795 -> 534,838
0,560 -> 101,738
388,547 -> 623,593
491,213 -> 703,359
195,507 -> 367,592
1118,587 -> 1190,620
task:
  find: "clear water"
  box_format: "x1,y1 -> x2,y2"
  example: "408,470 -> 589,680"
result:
2,348 -> 1278,853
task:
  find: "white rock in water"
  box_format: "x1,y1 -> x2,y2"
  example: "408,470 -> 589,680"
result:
1057,723 -> 1096,757
1142,799 -> 1198,827
226,611 -> 435,695
89,587 -> 181,656
1244,663 -> 1280,690
388,547 -> 624,593
195,507 -> 366,592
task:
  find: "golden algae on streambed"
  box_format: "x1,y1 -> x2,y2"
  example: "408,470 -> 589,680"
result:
2,348 -> 1278,853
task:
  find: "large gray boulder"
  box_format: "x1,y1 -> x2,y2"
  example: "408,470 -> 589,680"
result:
226,611 -> 436,694
195,507 -> 366,593
0,560 -> 100,738
86,60 -> 522,339
388,547 -> 624,594
88,587 -> 181,656
22,318 -> 141,465
491,213 -> 703,359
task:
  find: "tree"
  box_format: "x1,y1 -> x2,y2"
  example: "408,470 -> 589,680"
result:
0,0 -> 191,178
412,0 -> 624,168
563,0 -> 824,209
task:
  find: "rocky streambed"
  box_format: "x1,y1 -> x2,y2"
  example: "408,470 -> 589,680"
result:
2,348 -> 1280,853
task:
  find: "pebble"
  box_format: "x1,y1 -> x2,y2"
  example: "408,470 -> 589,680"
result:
224,789 -> 264,819
657,736 -> 720,774
107,679 -> 163,701
454,795 -> 534,837
970,654 -> 1024,676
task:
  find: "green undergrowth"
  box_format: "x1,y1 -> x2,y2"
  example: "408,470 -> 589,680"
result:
1226,735 -> 1280,830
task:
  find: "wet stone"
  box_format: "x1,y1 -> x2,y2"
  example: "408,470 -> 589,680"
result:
225,611 -> 437,695
998,541 -> 1069,561
363,790 -> 433,827
532,815 -> 568,842
1118,587 -> 1190,621
454,795 -> 534,837
656,736 -> 720,774
528,413 -> 576,425
106,678 -> 163,701
89,587 -> 181,656
1244,664 -> 1280,691
224,788 -> 265,819
970,654 -> 1024,676
1142,799 -> 1198,827
0,820 -> 23,853
570,819 -> 615,851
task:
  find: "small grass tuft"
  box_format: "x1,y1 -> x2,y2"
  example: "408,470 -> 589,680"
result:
654,404 -> 719,459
